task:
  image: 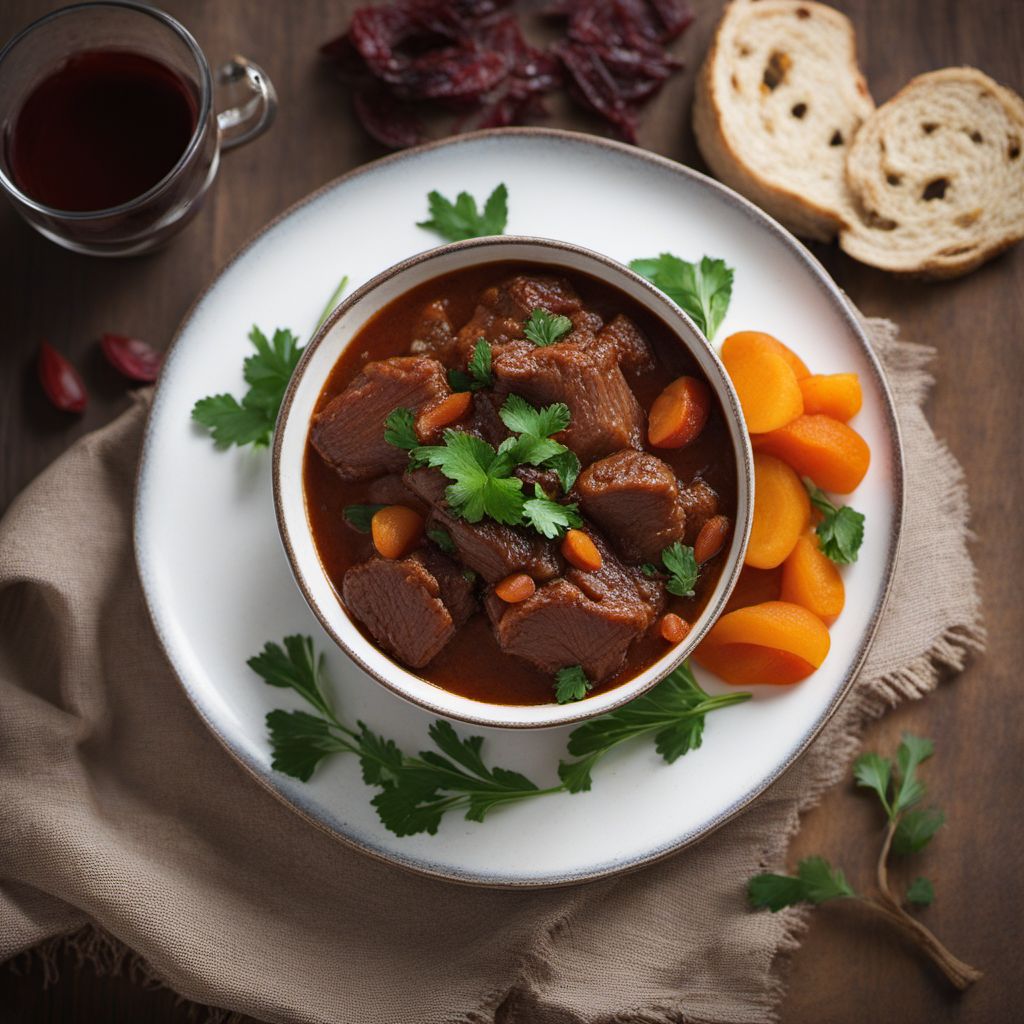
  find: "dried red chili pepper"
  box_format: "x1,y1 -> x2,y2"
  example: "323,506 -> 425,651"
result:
101,333 -> 163,382
38,341 -> 87,413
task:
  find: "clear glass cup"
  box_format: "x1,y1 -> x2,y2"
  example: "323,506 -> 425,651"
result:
0,1 -> 276,257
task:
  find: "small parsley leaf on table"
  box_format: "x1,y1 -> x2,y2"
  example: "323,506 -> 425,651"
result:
192,326 -> 304,448
629,254 -> 734,340
448,338 -> 494,392
893,807 -> 945,855
524,308 -> 573,347
748,856 -> 856,911
418,184 -> 508,241
661,542 -> 700,597
906,877 -> 935,907
804,479 -> 865,564
343,504 -> 387,533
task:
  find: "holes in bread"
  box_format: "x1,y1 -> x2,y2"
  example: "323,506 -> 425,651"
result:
738,44 -> 752,57
830,130 -> 844,146
791,102 -> 808,119
731,73 -> 740,91
956,209 -> 982,228
1009,135 -> 1021,159
796,6 -> 811,17
886,174 -> 902,186
762,51 -> 791,91
864,210 -> 898,231
968,130 -> 983,144
922,178 -> 949,201
921,122 -> 938,135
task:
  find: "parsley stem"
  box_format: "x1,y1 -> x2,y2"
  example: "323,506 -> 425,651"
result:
315,274 -> 350,330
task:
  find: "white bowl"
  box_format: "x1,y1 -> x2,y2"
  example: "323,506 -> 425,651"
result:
273,236 -> 754,729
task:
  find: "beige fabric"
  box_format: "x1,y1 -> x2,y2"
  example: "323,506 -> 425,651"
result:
0,319 -> 982,1024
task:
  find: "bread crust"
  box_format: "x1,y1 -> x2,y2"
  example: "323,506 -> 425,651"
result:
839,67 -> 1024,279
693,0 -> 874,242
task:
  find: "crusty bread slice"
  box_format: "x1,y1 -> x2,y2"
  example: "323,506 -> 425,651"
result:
839,67 -> 1024,278
693,0 -> 874,242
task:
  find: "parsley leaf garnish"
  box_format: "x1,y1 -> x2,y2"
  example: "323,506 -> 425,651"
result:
343,504 -> 386,533
384,407 -> 420,451
192,326 -> 303,448
557,662 -> 751,792
629,254 -> 734,340
499,393 -> 571,437
554,665 -> 592,704
448,338 -> 493,392
749,734 -> 980,989
418,184 -> 508,241
523,485 -> 583,540
426,527 -> 457,555
498,394 -> 580,491
524,308 -> 573,347
804,479 -> 865,564
749,856 -> 856,911
661,542 -> 699,597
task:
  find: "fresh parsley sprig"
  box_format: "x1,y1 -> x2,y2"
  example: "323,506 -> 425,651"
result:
748,735 -> 981,990
384,407 -> 420,451
554,665 -> 592,704
630,254 -> 733,340
448,338 -> 494,392
661,542 -> 699,598
192,326 -> 303,448
804,479 -> 865,564
252,636 -> 750,836
498,394 -> 580,491
557,662 -> 751,791
418,184 -> 508,242
524,308 -> 573,347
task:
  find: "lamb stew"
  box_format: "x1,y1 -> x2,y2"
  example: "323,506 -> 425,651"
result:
304,262 -> 738,705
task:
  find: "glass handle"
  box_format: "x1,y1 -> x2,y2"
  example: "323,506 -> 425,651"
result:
215,56 -> 277,151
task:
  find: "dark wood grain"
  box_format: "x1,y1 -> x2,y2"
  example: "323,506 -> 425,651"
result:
1,1 -> 1022,1021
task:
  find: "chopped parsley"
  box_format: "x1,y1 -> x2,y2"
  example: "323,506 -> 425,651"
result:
554,665 -> 592,704
523,485 -> 583,539
661,542 -> 699,597
524,308 -> 573,347
383,407 -> 420,451
448,338 -> 494,392
417,184 -> 508,242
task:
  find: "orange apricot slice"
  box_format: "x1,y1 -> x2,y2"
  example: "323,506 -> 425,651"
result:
746,453 -> 810,569
798,373 -> 863,422
780,534 -> 845,625
751,415 -> 870,493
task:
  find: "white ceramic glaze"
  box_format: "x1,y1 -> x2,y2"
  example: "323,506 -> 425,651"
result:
273,237 -> 754,729
135,129 -> 903,887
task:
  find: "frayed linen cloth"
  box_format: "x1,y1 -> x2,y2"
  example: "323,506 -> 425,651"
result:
0,318 -> 982,1024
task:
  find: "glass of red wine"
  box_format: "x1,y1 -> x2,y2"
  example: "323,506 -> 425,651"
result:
0,1 -> 276,256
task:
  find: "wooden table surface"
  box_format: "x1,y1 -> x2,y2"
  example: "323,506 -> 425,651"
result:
1,1 -> 1021,1021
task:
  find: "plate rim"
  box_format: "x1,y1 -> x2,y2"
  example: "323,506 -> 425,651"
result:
133,126 -> 906,889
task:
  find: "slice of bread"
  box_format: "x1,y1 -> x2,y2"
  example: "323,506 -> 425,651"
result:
693,0 -> 874,242
839,68 -> 1024,278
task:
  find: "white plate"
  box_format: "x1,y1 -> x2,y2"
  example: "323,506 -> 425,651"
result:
135,129 -> 903,888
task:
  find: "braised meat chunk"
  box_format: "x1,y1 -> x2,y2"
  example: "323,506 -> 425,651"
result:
311,356 -> 448,481
492,339 -> 645,464
592,314 -> 654,375
488,532 -> 663,682
678,478 -> 720,544
342,555 -> 460,668
409,299 -> 455,360
410,547 -> 477,627
576,450 -> 687,563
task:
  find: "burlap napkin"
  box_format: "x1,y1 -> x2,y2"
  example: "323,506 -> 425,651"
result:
0,318 -> 982,1024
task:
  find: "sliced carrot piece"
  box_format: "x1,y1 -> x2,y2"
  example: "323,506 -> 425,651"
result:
746,453 -> 810,569
693,640 -> 817,686
701,600 -> 831,667
495,573 -> 536,604
648,375 -> 711,448
659,613 -> 691,644
751,415 -> 870,493
694,514 -> 730,564
781,534 -> 845,625
721,331 -> 811,380
416,390 -> 472,439
561,529 -> 602,571
798,373 -> 862,422
371,505 -> 424,559
721,344 -> 803,433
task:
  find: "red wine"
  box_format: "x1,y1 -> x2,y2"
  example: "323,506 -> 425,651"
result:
7,50 -> 198,212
